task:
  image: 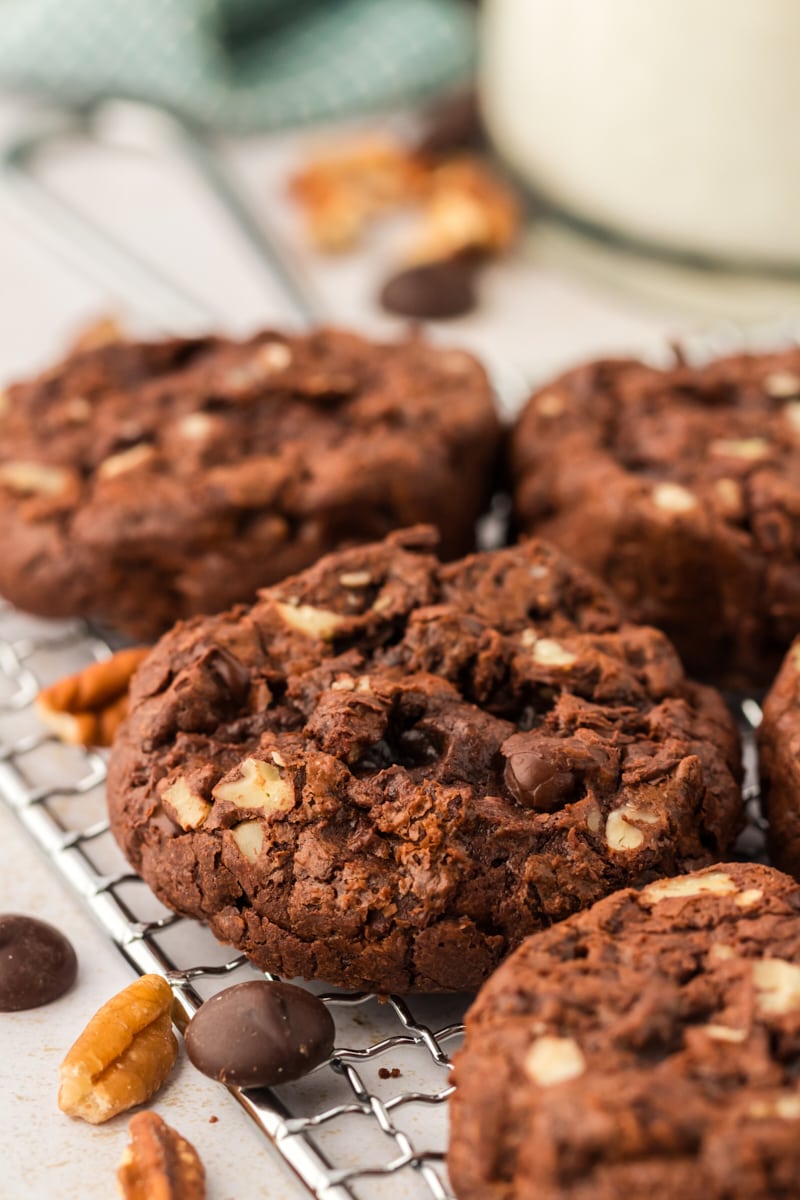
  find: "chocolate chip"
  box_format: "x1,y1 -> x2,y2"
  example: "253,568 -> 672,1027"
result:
379,259 -> 478,320
504,749 -> 576,812
198,646 -> 251,702
415,90 -> 485,159
185,980 -> 335,1088
0,914 -> 78,1011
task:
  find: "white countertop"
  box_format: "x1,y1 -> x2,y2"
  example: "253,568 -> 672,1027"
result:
1,93 -> 799,1200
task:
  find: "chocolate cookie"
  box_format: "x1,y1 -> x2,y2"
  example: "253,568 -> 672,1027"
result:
0,328 -> 499,637
107,528 -> 742,993
449,862 -> 800,1200
510,351 -> 800,689
758,638 -> 800,877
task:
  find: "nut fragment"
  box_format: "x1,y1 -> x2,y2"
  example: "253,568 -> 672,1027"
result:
160,778 -> 211,831
36,647 -> 150,747
212,756 -> 294,815
530,638 -> 577,667
98,443 -> 156,480
406,158 -> 519,264
752,958 -> 800,1015
652,481 -> 697,513
709,437 -> 770,460
339,571 -> 373,588
58,974 -> 178,1124
713,477 -> 743,516
274,600 -> 345,640
641,872 -> 737,903
525,1036 -> 585,1086
179,413 -> 215,440
704,1024 -> 747,1043
764,370 -> 800,398
735,887 -> 763,908
69,315 -> 124,354
0,461 -> 73,496
118,1111 -> 206,1200
749,1095 -> 800,1120
0,391 -> 8,417
230,820 -> 264,863
290,136 -> 424,251
605,804 -> 658,852
536,392 -> 566,418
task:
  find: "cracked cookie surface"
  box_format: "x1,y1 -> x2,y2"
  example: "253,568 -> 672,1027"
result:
107,528 -> 742,992
510,351 -> 800,689
0,328 -> 498,637
449,862 -> 800,1200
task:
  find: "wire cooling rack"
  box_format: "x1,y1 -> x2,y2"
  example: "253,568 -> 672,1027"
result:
0,600 -> 468,1200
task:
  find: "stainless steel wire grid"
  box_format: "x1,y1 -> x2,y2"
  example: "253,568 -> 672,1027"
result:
0,600 -> 469,1200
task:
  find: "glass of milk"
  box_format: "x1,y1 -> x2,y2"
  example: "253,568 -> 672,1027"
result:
480,0 -> 800,267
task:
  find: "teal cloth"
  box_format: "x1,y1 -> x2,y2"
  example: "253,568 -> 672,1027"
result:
0,0 -> 475,133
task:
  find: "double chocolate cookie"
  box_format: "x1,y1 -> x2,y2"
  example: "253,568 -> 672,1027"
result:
107,528 -> 742,993
0,328 -> 498,637
510,350 -> 800,689
759,638 -> 800,877
449,862 -> 800,1200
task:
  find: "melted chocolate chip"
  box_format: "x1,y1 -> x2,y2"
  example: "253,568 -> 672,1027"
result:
0,914 -> 78,1011
415,90 -> 485,159
197,646 -> 250,702
379,259 -> 478,320
185,980 -> 335,1088
504,750 -> 576,812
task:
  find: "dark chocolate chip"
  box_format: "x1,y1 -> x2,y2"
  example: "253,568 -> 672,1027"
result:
185,980 -> 335,1088
504,749 -> 576,812
415,90 -> 485,158
198,646 -> 251,702
379,259 -> 478,320
0,914 -> 78,1011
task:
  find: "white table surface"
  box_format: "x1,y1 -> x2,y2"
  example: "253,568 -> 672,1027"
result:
1,92 -> 800,1200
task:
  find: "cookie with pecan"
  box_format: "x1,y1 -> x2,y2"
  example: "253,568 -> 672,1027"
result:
510,350 -> 800,689
0,328 -> 498,637
449,862 -> 800,1200
107,528 -> 742,993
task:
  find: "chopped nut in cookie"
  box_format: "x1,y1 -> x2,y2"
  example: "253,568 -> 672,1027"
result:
765,370 -> 800,398
212,756 -> 294,815
161,777 -> 211,831
230,820 -> 264,863
0,461 -> 74,496
752,958 -> 800,1015
709,436 -> 770,460
98,443 -> 156,480
273,600 -> 346,639
641,871 -> 738,903
652,481 -> 697,513
525,1036 -> 586,1086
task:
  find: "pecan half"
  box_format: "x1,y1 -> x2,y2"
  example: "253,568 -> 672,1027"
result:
118,1111 -> 206,1200
59,974 -> 178,1124
36,646 -> 150,747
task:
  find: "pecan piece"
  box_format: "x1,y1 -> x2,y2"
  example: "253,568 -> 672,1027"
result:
36,646 -> 150,747
118,1111 -> 206,1200
59,974 -> 178,1124
69,315 -> 124,354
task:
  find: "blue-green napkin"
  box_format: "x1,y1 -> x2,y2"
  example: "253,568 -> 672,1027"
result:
0,0 -> 475,132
